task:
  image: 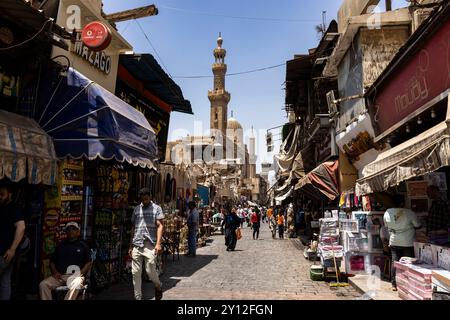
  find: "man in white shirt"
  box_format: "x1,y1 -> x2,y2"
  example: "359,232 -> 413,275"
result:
384,194 -> 421,291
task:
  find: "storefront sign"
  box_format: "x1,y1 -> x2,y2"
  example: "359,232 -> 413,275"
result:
407,180 -> 429,198
81,21 -> 112,52
72,40 -> 111,75
117,80 -> 170,160
372,19 -> 450,136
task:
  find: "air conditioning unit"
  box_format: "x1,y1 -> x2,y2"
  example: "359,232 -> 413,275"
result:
326,90 -> 338,115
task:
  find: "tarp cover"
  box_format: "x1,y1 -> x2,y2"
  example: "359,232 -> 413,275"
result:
35,68 -> 158,170
356,122 -> 450,196
295,160 -> 339,200
0,109 -> 57,185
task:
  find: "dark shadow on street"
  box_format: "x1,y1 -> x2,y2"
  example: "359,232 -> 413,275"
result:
94,251 -> 219,300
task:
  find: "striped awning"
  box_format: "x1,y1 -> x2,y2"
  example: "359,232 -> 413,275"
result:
0,110 -> 57,185
356,122 -> 450,196
295,160 -> 339,200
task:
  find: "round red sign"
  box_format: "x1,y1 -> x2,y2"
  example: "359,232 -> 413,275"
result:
81,21 -> 112,52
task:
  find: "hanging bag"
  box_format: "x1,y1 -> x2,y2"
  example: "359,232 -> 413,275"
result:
236,228 -> 242,240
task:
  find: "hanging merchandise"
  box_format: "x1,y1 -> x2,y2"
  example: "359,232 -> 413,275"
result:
339,193 -> 345,207
41,159 -> 84,279
90,164 -> 131,290
354,194 -> 359,208
362,195 -> 372,211
345,194 -> 351,208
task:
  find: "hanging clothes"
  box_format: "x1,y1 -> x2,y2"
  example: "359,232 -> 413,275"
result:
339,193 -> 346,207
362,195 -> 372,211
345,194 -> 351,208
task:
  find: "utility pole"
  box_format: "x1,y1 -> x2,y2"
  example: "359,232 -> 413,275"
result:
104,4 -> 158,23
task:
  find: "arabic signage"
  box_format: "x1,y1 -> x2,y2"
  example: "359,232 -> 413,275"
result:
116,80 -> 170,160
372,19 -> 450,136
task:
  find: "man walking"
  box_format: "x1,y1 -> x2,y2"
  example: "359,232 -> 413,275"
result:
0,184 -> 25,300
186,201 -> 199,257
129,188 -> 164,300
251,208 -> 261,240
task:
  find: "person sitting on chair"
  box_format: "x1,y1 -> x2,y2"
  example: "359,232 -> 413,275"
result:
39,222 -> 91,300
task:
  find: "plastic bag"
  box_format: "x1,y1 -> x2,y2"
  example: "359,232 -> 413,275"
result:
236,228 -> 242,240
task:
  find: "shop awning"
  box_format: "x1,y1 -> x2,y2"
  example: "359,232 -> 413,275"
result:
275,187 -> 293,205
356,122 -> 450,196
35,68 -> 158,170
275,125 -> 300,177
295,160 -> 339,200
0,109 -> 57,185
119,54 -> 192,114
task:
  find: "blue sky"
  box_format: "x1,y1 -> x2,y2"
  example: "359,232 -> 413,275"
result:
102,0 -> 408,172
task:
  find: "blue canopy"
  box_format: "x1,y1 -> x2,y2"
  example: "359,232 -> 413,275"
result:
35,68 -> 158,169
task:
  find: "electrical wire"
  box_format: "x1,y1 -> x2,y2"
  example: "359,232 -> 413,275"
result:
133,19 -> 187,108
160,5 -> 321,23
0,19 -> 52,51
173,63 -> 285,79
134,18 -> 172,78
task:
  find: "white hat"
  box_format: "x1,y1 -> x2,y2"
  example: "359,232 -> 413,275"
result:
65,222 -> 80,230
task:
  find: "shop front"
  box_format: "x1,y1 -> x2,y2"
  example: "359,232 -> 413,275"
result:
0,110 -> 59,299
33,66 -> 158,291
350,3 -> 450,299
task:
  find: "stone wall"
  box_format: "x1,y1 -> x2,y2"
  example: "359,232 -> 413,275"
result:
360,27 -> 410,88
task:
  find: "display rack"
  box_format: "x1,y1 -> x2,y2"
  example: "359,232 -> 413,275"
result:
92,164 -> 130,289
41,159 -> 84,278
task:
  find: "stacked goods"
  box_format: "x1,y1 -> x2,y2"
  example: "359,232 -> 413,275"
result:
319,245 -> 344,267
432,270 -> 450,295
318,218 -> 343,268
395,261 -> 444,300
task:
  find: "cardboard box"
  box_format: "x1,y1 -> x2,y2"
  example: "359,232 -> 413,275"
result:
432,270 -> 450,293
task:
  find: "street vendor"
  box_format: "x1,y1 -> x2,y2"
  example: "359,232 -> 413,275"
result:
384,194 -> 421,291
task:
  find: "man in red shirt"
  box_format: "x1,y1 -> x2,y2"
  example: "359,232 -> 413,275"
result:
251,208 -> 261,240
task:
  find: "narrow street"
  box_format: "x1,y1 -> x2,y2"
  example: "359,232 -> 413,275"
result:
98,224 -> 361,300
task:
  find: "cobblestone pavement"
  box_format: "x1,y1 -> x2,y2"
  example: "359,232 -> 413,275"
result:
97,223 -> 361,300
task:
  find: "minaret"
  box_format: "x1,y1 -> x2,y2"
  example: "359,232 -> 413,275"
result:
208,33 -> 231,145
249,126 -> 257,178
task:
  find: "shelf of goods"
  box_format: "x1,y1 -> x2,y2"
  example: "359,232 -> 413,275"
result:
41,160 -> 84,278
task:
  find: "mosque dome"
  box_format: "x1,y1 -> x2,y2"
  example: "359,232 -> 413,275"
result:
227,117 -> 243,130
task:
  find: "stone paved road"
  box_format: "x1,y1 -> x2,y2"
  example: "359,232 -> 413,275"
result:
97,223 -> 361,300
